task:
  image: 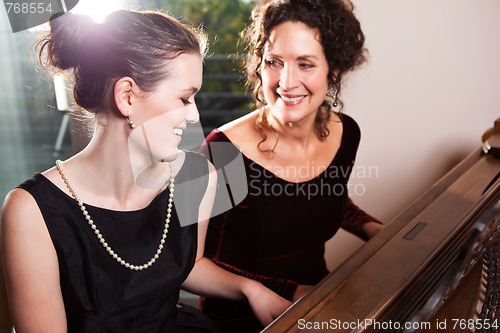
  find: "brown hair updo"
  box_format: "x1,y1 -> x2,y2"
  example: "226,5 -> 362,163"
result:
242,0 -> 366,144
36,10 -> 207,116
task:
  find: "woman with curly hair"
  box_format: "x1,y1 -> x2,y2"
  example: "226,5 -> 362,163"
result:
199,0 -> 383,331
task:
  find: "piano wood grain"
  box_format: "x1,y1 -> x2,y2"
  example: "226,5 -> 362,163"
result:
264,148 -> 500,333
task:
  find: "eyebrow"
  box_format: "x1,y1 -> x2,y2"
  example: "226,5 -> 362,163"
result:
181,87 -> 200,94
265,53 -> 320,61
297,55 -> 320,61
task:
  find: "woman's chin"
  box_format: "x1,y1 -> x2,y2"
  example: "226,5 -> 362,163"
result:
156,149 -> 180,163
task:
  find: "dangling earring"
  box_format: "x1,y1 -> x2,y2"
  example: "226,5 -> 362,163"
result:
326,85 -> 338,108
127,115 -> 136,129
332,93 -> 338,108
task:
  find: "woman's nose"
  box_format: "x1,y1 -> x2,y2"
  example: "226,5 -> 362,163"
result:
279,65 -> 299,90
185,103 -> 200,124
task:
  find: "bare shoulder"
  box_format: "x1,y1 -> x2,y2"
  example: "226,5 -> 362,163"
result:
1,188 -> 66,330
219,110 -> 259,136
1,188 -> 41,226
329,111 -> 342,129
331,111 -> 341,123
219,110 -> 261,146
1,187 -> 50,251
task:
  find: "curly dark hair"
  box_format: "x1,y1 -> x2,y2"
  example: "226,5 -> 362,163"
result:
241,0 -> 366,146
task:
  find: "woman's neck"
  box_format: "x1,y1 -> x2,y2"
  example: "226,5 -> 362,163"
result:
266,108 -> 319,150
71,119 -> 171,209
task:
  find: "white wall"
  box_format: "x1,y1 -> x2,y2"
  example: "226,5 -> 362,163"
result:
326,0 -> 500,270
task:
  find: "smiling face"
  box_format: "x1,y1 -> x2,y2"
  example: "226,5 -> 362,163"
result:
130,52 -> 202,162
261,21 -> 330,126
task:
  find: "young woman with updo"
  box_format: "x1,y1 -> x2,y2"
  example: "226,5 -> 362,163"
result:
0,10 -> 291,332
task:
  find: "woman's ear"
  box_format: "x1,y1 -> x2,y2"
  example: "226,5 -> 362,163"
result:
114,77 -> 136,117
331,69 -> 339,82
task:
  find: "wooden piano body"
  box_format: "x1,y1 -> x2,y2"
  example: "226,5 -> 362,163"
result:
264,137 -> 500,332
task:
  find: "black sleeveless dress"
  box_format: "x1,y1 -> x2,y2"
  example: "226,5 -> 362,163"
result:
17,152 -> 213,332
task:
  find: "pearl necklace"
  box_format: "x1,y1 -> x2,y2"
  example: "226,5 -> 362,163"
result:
55,160 -> 175,271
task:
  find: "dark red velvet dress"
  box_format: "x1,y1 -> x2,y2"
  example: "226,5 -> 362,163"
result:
199,114 -> 379,332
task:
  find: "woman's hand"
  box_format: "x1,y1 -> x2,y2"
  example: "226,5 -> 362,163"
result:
292,284 -> 314,302
362,221 -> 384,239
242,279 -> 292,327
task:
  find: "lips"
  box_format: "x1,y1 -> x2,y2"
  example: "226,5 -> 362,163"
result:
279,94 -> 306,106
281,95 -> 305,102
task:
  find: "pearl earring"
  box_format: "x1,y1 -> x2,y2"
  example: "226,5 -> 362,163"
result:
127,115 -> 136,129
327,86 -> 339,108
332,94 -> 338,108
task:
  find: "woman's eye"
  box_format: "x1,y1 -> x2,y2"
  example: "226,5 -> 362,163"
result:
181,98 -> 191,105
265,59 -> 279,67
299,63 -> 314,69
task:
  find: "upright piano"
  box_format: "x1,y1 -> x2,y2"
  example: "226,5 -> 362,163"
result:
263,120 -> 500,333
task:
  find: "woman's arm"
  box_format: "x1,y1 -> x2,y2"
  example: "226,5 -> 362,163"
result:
207,259 -> 299,301
181,162 -> 292,326
342,197 -> 383,240
1,189 -> 67,333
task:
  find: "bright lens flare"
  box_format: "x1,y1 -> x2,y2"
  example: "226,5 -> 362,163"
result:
72,0 -> 124,23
